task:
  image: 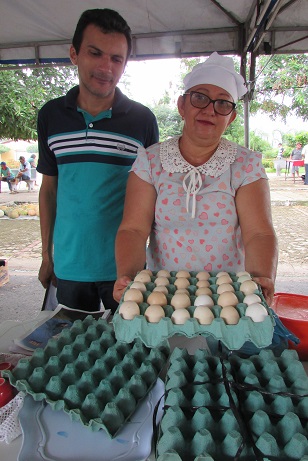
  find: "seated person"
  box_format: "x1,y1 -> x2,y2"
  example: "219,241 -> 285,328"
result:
0,161 -> 16,193
15,156 -> 32,190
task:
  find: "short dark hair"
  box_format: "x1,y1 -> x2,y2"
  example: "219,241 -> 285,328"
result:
72,9 -> 132,61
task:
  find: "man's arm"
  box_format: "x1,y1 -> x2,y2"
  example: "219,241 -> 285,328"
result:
38,174 -> 58,289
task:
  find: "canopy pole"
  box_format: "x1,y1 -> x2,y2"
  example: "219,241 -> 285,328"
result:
244,97 -> 250,149
240,54 -> 249,148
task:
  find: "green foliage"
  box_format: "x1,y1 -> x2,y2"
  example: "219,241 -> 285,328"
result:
262,159 -> 274,169
150,104 -> 183,141
251,54 -> 308,121
283,132 -> 308,149
0,66 -> 78,140
0,144 -> 10,154
26,143 -> 38,153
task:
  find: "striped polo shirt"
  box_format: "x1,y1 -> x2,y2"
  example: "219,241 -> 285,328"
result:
37,86 -> 158,282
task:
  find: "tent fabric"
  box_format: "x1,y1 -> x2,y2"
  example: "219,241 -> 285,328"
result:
0,0 -> 308,68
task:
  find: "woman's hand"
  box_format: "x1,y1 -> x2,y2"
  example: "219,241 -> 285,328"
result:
252,276 -> 275,307
113,276 -> 132,302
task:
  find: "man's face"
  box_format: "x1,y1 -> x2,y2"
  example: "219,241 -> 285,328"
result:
19,157 -> 25,163
70,24 -> 128,101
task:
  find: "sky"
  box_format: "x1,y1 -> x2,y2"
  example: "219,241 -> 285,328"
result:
118,58 -> 307,146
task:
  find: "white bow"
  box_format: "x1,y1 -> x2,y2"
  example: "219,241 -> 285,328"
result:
182,168 -> 203,218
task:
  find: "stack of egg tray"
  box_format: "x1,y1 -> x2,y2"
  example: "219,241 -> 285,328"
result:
155,348 -> 308,461
113,271 -> 275,349
4,316 -> 170,437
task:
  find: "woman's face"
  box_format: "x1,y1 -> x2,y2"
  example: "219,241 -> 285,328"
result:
178,84 -> 236,145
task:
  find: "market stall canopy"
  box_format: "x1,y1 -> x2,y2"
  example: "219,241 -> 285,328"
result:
0,0 -> 308,70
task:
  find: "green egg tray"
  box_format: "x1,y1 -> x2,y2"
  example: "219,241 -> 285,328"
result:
4,316 -> 170,437
156,348 -> 308,461
113,271 -> 275,349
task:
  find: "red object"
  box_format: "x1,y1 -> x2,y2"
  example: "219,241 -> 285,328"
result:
0,362 -> 14,374
0,378 -> 15,407
272,293 -> 308,360
292,160 -> 304,167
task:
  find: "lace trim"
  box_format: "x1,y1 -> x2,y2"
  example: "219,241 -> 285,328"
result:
160,135 -> 237,178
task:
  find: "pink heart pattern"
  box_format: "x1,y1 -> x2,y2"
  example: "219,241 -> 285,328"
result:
132,138 -> 266,272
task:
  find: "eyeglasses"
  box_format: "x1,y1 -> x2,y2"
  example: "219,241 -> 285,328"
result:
184,91 -> 236,116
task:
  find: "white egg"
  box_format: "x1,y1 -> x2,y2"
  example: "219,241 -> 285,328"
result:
130,281 -> 147,292
134,272 -> 151,283
236,271 -> 250,277
171,308 -> 191,324
193,306 -> 214,324
123,288 -> 144,303
144,304 -> 165,323
240,280 -> 258,295
216,271 -> 229,277
216,274 -> 233,285
220,306 -> 240,325
237,274 -> 251,283
140,269 -> 153,275
176,270 -> 191,278
196,271 -> 211,281
217,283 -> 235,295
174,277 -> 190,289
171,293 -> 191,309
217,291 -> 238,308
243,294 -> 261,305
245,303 -> 268,322
196,280 -> 210,288
155,276 -> 170,287
156,269 -> 171,278
195,287 -> 213,296
194,294 -> 214,308
147,291 -> 168,306
153,285 -> 169,295
119,301 -> 140,320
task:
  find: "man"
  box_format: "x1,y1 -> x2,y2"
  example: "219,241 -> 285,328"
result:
290,142 -> 303,179
15,156 -> 32,190
37,9 -> 159,313
302,143 -> 308,185
0,161 -> 16,193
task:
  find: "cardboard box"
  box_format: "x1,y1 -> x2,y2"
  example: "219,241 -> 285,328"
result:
0,260 -> 9,287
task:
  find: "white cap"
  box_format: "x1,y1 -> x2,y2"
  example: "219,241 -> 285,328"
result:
183,52 -> 247,102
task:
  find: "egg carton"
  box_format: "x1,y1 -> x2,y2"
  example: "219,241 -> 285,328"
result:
113,271 -> 275,349
156,348 -> 308,461
4,316 -> 170,437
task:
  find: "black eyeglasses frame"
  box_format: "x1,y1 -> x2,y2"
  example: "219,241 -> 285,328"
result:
183,91 -> 236,116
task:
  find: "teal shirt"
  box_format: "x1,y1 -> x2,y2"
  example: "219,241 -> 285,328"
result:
1,167 -> 15,179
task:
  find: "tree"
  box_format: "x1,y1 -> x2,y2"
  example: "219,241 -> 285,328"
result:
250,54 -> 308,121
0,66 -> 77,140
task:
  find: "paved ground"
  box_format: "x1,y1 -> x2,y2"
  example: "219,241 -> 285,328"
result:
0,173 -> 307,323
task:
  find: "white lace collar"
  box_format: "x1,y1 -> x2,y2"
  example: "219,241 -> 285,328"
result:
160,135 -> 237,177
160,136 -> 237,219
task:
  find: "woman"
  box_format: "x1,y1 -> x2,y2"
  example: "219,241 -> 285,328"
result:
113,52 -> 278,306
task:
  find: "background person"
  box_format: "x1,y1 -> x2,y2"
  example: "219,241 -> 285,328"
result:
275,142 -> 284,176
27,154 -> 37,168
27,153 -> 38,185
302,143 -> 308,185
114,52 -> 278,307
289,142 -> 303,179
0,161 -> 16,193
14,156 -> 32,190
37,8 -> 158,313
